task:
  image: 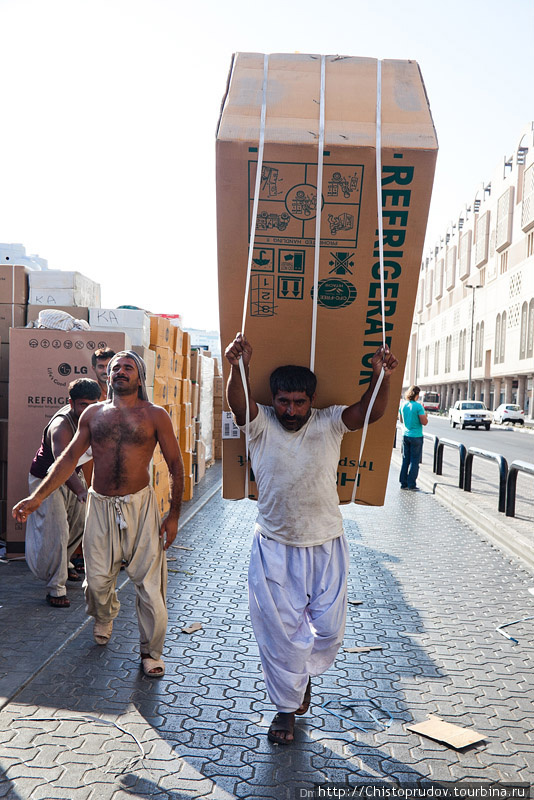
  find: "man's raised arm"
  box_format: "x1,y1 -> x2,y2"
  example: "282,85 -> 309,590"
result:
12,410 -> 93,522
342,346 -> 399,432
224,332 -> 258,426
155,407 -> 184,550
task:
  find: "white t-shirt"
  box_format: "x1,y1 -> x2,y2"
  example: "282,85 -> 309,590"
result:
240,403 -> 350,547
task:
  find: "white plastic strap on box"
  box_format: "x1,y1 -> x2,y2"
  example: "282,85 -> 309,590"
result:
239,53 -> 269,498
309,54 -> 326,373
350,60 -> 387,504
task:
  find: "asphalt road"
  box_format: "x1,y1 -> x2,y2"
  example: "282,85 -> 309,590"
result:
425,414 -> 534,465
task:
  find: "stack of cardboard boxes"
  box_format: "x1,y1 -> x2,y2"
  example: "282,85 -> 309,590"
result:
0,265 -> 28,533
0,265 -> 221,556
213,369 -> 223,461
149,317 -> 196,509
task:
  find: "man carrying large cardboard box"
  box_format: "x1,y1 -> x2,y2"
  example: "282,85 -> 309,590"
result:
13,351 -> 184,678
225,332 -> 398,744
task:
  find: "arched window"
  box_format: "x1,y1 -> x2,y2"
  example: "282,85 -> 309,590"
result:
475,323 -> 480,368
500,311 -> 507,363
494,314 -> 501,364
479,322 -> 484,368
527,299 -> 534,359
520,301 -> 528,359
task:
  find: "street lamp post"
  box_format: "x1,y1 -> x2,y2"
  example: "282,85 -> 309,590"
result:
466,283 -> 482,401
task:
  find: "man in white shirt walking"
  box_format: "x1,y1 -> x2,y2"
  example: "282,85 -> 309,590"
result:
225,332 -> 398,744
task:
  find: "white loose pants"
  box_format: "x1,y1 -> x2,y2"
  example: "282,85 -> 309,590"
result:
248,527 -> 349,712
83,485 -> 167,660
25,473 -> 86,597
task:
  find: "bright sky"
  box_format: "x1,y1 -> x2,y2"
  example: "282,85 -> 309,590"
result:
0,0 -> 532,330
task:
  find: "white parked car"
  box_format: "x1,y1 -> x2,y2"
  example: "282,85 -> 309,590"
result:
449,401 -> 492,430
492,404 -> 525,425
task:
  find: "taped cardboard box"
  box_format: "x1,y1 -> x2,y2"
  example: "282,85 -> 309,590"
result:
149,315 -> 172,348
0,304 -> 26,341
153,377 -> 168,406
153,346 -> 172,379
89,308 -> 151,348
29,270 -> 101,307
182,449 -> 193,475
190,350 -> 201,384
216,52 -> 437,505
6,329 -> 129,554
182,331 -> 191,356
169,376 -> 182,405
182,379 -> 192,404
27,305 -> 89,324
132,346 -> 155,387
0,265 -> 28,304
183,473 -> 194,501
171,353 -> 183,377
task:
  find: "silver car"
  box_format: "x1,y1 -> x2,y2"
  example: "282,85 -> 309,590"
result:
493,404 -> 525,425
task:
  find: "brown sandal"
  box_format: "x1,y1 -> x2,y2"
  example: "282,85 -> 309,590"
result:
46,593 -> 70,608
295,678 -> 311,716
267,712 -> 295,744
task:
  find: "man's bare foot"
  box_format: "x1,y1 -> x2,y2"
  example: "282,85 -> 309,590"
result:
267,712 -> 295,744
295,678 -> 311,715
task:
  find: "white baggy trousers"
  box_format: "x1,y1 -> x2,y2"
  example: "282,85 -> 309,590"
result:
25,473 -> 86,597
248,527 -> 349,712
83,485 -> 167,660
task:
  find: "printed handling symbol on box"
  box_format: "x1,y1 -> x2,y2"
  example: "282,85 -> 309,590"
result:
252,247 -> 275,272
277,276 -> 304,300
278,249 -> 305,274
250,274 -> 276,317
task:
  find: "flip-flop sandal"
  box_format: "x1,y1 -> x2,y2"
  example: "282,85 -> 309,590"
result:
93,620 -> 113,645
267,712 -> 295,745
46,594 -> 71,608
295,678 -> 311,716
140,655 -> 165,678
67,568 -> 82,582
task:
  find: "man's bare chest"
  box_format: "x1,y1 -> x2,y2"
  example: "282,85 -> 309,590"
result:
90,410 -> 154,448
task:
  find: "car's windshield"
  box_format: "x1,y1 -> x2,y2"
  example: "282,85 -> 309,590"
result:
505,405 -> 520,411
462,403 -> 486,409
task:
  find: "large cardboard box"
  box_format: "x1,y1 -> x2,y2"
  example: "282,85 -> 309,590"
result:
0,304 -> 26,340
89,308 -> 151,348
5,329 -> 129,554
217,53 -> 437,505
150,315 -> 172,348
132,346 -> 156,387
29,270 -> 101,307
0,265 -> 28,304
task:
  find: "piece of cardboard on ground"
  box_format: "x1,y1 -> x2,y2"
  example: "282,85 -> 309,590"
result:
216,52 -> 437,506
405,714 -> 486,749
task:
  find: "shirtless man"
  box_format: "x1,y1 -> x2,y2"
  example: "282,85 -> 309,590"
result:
13,350 -> 184,678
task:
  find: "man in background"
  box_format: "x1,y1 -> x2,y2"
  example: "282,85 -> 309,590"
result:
91,347 -> 116,400
25,378 -> 101,608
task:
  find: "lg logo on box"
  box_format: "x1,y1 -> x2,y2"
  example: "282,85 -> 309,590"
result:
58,363 -> 88,376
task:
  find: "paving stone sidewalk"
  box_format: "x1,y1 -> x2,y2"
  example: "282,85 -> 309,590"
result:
1,464 -> 534,799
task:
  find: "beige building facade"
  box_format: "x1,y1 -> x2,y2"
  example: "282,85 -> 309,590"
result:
404,122 -> 534,418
